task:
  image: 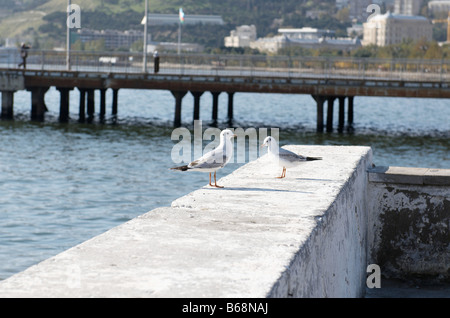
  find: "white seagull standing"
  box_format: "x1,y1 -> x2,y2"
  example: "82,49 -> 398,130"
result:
261,136 -> 322,179
171,129 -> 236,188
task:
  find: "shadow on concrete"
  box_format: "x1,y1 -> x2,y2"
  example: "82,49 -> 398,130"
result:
295,178 -> 335,182
207,187 -> 314,194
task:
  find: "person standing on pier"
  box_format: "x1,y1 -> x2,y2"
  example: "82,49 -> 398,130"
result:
18,43 -> 31,69
153,50 -> 160,74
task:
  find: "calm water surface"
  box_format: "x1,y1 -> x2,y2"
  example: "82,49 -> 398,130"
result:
0,88 -> 448,280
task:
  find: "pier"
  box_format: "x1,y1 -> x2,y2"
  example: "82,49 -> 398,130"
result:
0,146 -> 448,297
1,51 -> 449,131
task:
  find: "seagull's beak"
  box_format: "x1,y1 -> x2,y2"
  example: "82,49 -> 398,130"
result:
232,134 -> 237,138
260,143 -> 266,148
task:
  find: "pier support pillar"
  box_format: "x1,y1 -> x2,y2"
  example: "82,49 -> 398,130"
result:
28,87 -> 49,122
347,96 -> 354,132
1,91 -> 15,120
57,87 -> 72,123
211,91 -> 220,125
227,92 -> 234,123
312,95 -> 325,132
78,88 -> 86,123
326,96 -> 336,133
191,91 -> 203,122
99,88 -> 107,122
87,89 -> 95,123
338,96 -> 345,133
171,90 -> 187,127
112,89 -> 118,122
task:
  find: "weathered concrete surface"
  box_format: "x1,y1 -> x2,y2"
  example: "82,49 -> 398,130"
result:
0,72 -> 25,91
368,167 -> 450,284
0,146 -> 372,298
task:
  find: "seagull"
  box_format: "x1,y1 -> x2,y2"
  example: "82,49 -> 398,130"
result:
261,136 -> 322,179
171,129 -> 236,188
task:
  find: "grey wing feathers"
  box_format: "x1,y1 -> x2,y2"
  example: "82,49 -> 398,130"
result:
278,148 -> 308,162
189,159 -> 225,170
188,149 -> 227,169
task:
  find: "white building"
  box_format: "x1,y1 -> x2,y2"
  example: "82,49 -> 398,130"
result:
224,25 -> 257,48
285,37 -> 362,51
428,1 -> 450,15
147,42 -> 204,53
249,35 -> 286,53
347,24 -> 364,37
362,11 -> 432,46
394,0 -> 422,16
249,27 -> 361,53
278,27 -> 335,40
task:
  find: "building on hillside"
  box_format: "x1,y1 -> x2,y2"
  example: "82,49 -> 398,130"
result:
72,29 -> 149,50
284,37 -> 362,51
146,42 -> 204,53
362,11 -> 432,46
428,0 -> 450,15
347,24 -> 364,37
305,10 -> 327,19
348,0 -> 372,21
394,0 -> 422,16
249,35 -> 287,53
249,27 -> 361,53
278,27 -> 335,40
224,25 -> 257,48
142,14 -> 223,26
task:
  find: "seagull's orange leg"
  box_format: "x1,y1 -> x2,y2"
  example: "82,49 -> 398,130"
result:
276,168 -> 283,178
209,173 -> 213,187
213,171 -> 224,188
276,167 -> 286,179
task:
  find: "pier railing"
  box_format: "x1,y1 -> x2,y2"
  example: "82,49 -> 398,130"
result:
0,49 -> 449,82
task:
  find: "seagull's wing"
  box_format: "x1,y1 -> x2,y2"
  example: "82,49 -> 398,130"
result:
188,146 -> 228,170
278,147 -> 308,163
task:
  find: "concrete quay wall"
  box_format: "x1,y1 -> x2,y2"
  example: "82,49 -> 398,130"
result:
0,146 -> 374,297
267,146 -> 372,297
367,166 -> 450,283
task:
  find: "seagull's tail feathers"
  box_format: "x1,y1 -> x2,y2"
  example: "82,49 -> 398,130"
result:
170,165 -> 189,171
306,156 -> 322,161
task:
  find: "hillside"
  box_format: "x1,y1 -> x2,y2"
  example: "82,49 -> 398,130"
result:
0,0 -> 349,49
